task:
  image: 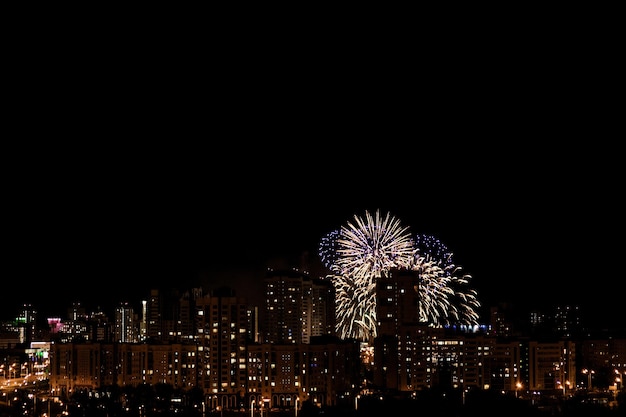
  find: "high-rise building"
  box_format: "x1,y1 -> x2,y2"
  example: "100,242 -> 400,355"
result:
114,302 -> 137,343
528,340 -> 576,391
139,300 -> 148,341
145,288 -> 197,342
263,269 -> 334,344
195,286 -> 248,397
16,304 -> 38,344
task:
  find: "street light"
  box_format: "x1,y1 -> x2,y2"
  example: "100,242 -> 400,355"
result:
516,382 -> 522,398
582,368 -> 594,390
261,397 -> 268,417
251,400 -> 255,417
615,369 -> 624,391
295,396 -> 299,417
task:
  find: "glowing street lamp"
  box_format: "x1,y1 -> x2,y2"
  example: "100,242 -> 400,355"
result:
615,369 -> 624,391
582,368 -> 595,390
556,380 -> 569,397
516,382 -> 522,398
250,400 -> 255,417
261,397 -> 269,417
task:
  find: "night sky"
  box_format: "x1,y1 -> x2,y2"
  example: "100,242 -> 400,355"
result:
2,27 -> 621,330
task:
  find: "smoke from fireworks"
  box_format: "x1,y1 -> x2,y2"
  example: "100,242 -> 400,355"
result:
320,210 -> 481,342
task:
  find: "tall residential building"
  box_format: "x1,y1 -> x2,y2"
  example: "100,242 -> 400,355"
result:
528,304 -> 583,338
263,269 -> 334,344
528,339 -> 576,392
114,302 -> 137,343
195,286 -> 249,397
375,269 -> 518,393
88,308 -> 112,342
49,342 -> 200,394
553,305 -> 582,337
377,269 -> 421,337
306,277 -> 335,341
67,302 -> 87,322
486,337 -> 523,392
247,337 -> 361,408
16,304 -> 38,344
489,302 -> 517,337
145,288 -> 197,342
246,306 -> 260,343
146,289 -> 162,339
140,300 -> 148,341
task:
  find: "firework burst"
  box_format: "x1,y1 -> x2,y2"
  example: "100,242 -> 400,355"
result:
335,209 -> 415,279
322,209 -> 414,341
320,210 -> 481,341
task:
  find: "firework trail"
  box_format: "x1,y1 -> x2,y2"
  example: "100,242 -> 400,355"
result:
410,254 -> 480,326
333,274 -> 377,342
320,211 -> 481,341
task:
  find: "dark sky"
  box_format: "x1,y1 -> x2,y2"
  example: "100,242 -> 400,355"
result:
2,27 -> 622,330
3,143 -> 622,331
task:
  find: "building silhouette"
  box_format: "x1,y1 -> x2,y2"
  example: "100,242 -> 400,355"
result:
263,268 -> 335,344
0,270 -> 624,413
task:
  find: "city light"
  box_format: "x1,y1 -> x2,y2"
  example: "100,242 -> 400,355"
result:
615,369 -> 624,392
582,368 -> 595,390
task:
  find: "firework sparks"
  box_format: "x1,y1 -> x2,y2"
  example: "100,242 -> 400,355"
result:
414,233 -> 454,271
318,229 -> 341,270
323,210 -> 414,341
335,209 -> 415,279
320,210 -> 481,341
410,254 -> 480,326
333,273 -> 377,342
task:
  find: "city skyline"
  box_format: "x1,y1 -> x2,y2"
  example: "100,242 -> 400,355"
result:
0,265 -> 619,336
